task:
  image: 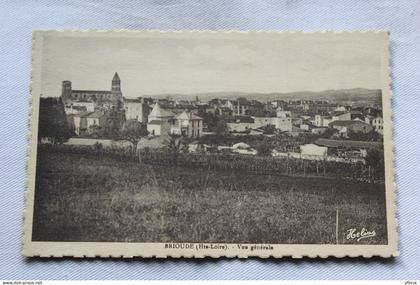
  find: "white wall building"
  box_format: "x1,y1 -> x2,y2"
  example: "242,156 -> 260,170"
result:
275,109 -> 293,132
372,116 -> 384,134
300,144 -> 328,157
146,104 -> 203,138
147,104 -> 175,137
124,98 -> 149,122
65,101 -> 95,114
253,117 -> 277,128
227,109 -> 293,133
147,120 -> 171,136
171,111 -> 203,138
314,115 -> 332,127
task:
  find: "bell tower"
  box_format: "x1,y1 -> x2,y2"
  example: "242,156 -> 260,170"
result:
111,72 -> 121,93
111,72 -> 122,107
61,81 -> 72,103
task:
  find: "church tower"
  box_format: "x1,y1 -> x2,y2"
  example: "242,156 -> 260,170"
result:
61,80 -> 72,103
111,72 -> 121,93
111,72 -> 122,107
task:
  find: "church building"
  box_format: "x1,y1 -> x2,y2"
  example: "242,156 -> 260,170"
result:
62,72 -> 123,110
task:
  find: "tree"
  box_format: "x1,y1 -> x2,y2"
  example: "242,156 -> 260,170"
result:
89,125 -> 103,138
320,128 -> 338,139
119,120 -> 148,156
347,129 -> 382,142
93,142 -> 104,154
365,148 -> 385,179
199,112 -> 219,132
256,140 -> 272,156
166,133 -> 189,164
38,97 -> 72,144
105,107 -> 125,139
365,148 -> 384,169
214,119 -> 228,136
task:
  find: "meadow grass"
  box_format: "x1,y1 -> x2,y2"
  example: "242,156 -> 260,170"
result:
32,149 -> 387,244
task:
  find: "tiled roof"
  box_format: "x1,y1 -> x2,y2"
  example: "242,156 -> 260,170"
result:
149,103 -> 175,118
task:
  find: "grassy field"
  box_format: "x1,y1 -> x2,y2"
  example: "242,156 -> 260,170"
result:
32,148 -> 388,244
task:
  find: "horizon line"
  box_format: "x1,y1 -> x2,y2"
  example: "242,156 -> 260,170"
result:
42,86 -> 382,99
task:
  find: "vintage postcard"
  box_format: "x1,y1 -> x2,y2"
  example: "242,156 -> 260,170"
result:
23,30 -> 397,258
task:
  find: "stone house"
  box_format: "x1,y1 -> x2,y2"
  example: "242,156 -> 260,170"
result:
124,98 -> 149,123
372,116 -> 384,134
329,120 -> 373,137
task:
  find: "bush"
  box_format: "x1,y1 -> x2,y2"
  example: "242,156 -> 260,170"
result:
256,141 -> 272,156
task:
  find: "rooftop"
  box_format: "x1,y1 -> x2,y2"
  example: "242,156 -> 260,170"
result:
189,113 -> 203,120
72,90 -> 112,94
149,103 -> 175,118
148,120 -> 166,125
124,98 -> 143,103
331,111 -> 349,116
73,111 -> 105,118
175,111 -> 203,121
85,111 -> 105,118
112,72 -> 120,81
73,111 -> 92,117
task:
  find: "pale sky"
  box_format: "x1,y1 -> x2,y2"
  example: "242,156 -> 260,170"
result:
40,32 -> 385,98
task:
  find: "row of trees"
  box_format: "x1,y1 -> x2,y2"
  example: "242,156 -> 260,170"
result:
347,129 -> 383,142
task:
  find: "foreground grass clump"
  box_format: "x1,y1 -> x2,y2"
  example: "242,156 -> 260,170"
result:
32,149 -> 387,244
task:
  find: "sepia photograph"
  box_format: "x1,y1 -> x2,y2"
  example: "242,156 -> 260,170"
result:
24,31 -> 396,258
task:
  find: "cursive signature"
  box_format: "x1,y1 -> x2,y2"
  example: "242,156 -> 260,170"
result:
346,228 -> 376,242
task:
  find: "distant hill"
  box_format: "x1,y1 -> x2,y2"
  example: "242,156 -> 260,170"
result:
146,88 -> 382,106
